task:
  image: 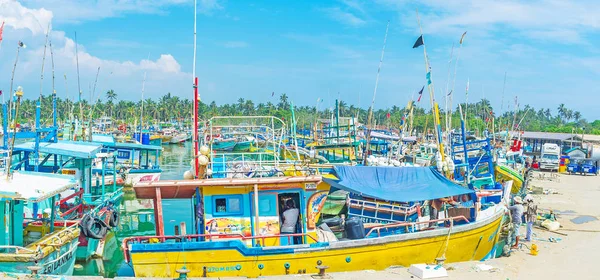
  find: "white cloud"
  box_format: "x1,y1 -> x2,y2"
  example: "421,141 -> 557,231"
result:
321,7 -> 366,27
223,41 -> 248,48
381,0 -> 600,44
0,0 -> 53,35
0,1 -> 190,101
17,0 -> 223,24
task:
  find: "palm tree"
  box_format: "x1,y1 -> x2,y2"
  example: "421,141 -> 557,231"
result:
558,103 -> 566,122
278,93 -> 289,110
574,111 -> 582,122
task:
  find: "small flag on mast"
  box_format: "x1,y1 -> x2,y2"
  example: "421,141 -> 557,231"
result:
417,86 -> 424,102
426,71 -> 432,85
459,31 -> 467,44
271,91 -> 274,97
412,35 -> 424,48
447,90 -> 453,96
0,21 -> 4,43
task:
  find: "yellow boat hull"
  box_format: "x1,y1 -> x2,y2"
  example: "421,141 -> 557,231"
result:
129,211 -> 503,278
494,165 -> 524,193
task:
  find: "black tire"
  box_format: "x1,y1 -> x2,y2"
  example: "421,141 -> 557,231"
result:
79,214 -> 92,237
108,210 -> 120,228
84,216 -> 109,239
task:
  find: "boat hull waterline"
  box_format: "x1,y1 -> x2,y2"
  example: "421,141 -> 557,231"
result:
128,211 -> 503,278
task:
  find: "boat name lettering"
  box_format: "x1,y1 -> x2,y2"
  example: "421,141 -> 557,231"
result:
206,265 -> 238,273
305,183 -> 317,190
43,250 -> 74,274
117,150 -> 131,159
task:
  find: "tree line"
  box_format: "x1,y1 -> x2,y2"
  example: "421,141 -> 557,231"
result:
8,90 -> 600,135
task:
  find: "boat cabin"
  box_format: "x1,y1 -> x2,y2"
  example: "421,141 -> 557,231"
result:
12,140 -> 121,206
92,134 -> 162,185
133,176 -> 329,247
0,170 -> 81,274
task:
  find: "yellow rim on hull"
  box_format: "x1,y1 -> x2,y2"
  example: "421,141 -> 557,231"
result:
130,211 -> 503,278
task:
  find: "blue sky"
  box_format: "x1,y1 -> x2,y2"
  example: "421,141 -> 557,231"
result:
1,0 -> 600,119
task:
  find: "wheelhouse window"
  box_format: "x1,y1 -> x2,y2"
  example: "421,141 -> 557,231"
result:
215,198 -> 227,213
213,195 -> 243,216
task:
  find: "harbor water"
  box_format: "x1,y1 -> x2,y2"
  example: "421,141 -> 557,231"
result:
74,142 -> 195,277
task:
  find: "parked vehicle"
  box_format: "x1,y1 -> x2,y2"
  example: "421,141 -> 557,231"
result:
581,159 -> 598,176
540,143 -> 561,171
567,159 -> 582,175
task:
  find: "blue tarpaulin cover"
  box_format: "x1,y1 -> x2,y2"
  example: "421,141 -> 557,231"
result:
323,166 -> 474,202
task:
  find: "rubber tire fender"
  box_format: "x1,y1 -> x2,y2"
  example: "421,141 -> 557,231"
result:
108,210 -> 120,228
85,216 -> 109,239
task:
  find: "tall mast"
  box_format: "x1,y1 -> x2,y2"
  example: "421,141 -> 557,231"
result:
416,9 -> 448,172
75,32 -> 83,140
192,0 -> 200,177
139,53 -> 149,143
364,20 -> 389,165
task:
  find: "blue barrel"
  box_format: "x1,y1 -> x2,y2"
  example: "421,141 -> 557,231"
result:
133,132 -> 141,142
142,133 -> 150,145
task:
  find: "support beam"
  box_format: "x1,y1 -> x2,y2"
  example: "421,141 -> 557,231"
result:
253,184 -> 259,237
153,187 -> 165,236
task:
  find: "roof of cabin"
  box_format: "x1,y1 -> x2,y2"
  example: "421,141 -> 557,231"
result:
324,166 -> 474,203
134,176 -> 323,199
510,131 -> 582,142
14,140 -> 103,159
0,171 -> 78,202
92,134 -> 162,151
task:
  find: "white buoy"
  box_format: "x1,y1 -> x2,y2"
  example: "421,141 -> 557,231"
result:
200,145 -> 210,156
206,168 -> 213,176
183,170 -> 194,179
198,155 -> 209,166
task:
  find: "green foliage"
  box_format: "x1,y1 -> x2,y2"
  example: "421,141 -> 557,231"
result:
9,92 -> 600,135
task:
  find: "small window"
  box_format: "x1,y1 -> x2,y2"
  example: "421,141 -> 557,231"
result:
228,198 -> 241,212
216,198 -> 227,213
212,195 -> 243,216
259,197 -> 271,213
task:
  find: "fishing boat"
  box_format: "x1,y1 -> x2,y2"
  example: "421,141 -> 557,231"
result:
122,166 -> 504,278
0,170 -> 81,275
169,132 -> 190,144
91,134 -> 163,186
211,138 -> 236,151
232,136 -> 256,152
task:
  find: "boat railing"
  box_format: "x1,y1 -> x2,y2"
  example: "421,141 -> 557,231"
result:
348,198 -> 418,222
121,232 -> 318,263
59,188 -> 84,218
365,215 -> 470,237
0,245 -> 38,254
211,152 -> 286,177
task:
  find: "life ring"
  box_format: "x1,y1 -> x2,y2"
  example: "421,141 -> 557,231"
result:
81,215 -> 109,239
108,210 -> 120,228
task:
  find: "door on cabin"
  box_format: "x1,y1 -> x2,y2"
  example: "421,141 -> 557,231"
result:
250,192 -> 280,246
278,192 -> 302,245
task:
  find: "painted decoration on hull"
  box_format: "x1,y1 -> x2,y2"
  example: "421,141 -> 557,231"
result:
306,191 -> 328,229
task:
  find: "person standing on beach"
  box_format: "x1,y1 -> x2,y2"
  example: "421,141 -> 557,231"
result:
524,195 -> 538,242
509,196 -> 524,248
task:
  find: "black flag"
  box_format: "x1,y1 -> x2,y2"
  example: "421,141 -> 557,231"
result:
417,86 -> 424,102
413,35 -> 424,48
